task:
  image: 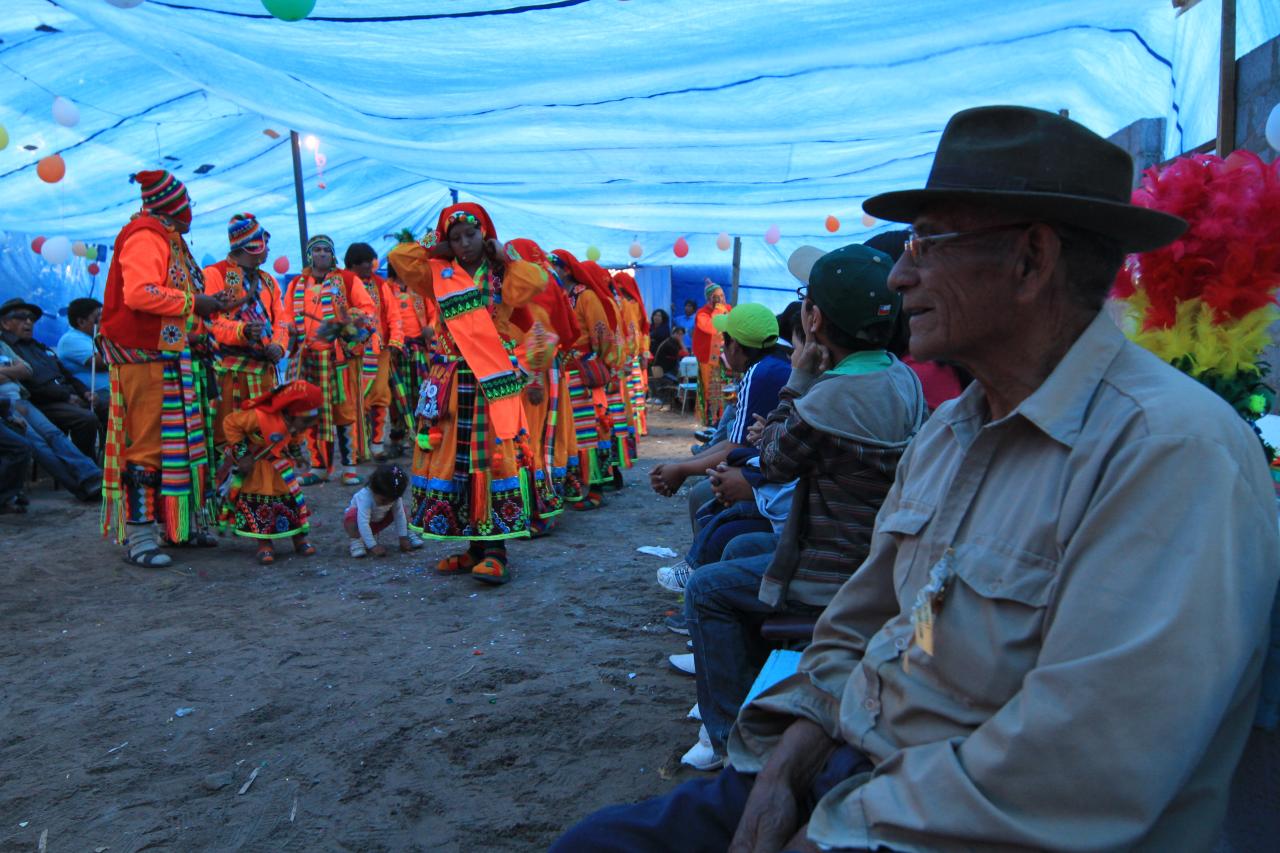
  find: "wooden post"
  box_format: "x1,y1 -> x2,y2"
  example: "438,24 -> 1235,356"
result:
730,236 -> 742,306
289,130 -> 309,262
450,188 -> 459,205
1217,0 -> 1237,156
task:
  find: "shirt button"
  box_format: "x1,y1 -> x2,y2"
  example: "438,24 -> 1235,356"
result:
862,698 -> 879,712
894,636 -> 909,651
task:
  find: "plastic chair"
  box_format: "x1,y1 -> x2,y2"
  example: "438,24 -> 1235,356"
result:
676,356 -> 699,413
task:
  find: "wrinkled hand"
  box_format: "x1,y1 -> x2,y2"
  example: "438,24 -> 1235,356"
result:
193,294 -> 223,318
792,337 -> 831,375
649,463 -> 687,497
729,719 -> 838,853
484,238 -> 508,271
745,413 -> 767,447
708,464 -> 753,505
525,383 -> 545,406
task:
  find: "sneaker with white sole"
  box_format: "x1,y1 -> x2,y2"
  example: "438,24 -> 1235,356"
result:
405,532 -> 426,550
687,703 -> 701,721
668,652 -> 695,675
349,540 -> 368,558
657,560 -> 693,593
664,612 -> 691,635
680,724 -> 724,771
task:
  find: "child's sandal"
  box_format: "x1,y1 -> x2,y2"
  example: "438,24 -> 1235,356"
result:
256,544 -> 275,565
293,538 -> 317,556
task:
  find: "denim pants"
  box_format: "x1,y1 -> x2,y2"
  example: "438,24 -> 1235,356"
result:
550,744 -> 872,852
684,532 -> 782,754
11,400 -> 101,493
0,422 -> 32,505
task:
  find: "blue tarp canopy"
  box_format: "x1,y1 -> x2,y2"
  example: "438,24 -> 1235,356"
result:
1,0 -> 1278,329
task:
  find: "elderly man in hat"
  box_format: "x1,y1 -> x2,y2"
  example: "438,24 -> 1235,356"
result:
100,169 -> 227,567
553,106 -> 1279,852
0,298 -> 103,459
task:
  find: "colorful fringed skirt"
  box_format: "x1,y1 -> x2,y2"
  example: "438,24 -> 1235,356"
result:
565,360 -> 613,488
408,362 -> 534,541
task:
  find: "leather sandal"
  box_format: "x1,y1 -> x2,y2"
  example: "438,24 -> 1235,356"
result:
471,555 -> 511,585
124,547 -> 172,568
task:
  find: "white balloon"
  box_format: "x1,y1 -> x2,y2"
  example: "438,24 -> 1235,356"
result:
52,96 -> 80,128
41,236 -> 72,265
106,0 -> 146,8
1266,103 -> 1280,152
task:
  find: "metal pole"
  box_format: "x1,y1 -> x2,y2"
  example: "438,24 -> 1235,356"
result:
730,236 -> 742,306
290,130 -> 309,262
450,187 -> 459,205
1216,0 -> 1237,156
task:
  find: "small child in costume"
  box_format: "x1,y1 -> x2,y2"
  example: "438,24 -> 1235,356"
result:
344,463 -> 425,557
219,380 -> 323,565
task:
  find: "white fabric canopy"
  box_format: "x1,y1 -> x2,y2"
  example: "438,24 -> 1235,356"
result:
1,0 -> 1276,329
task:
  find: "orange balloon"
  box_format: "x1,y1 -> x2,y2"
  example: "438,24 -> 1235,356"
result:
37,154 -> 66,183
825,215 -> 840,233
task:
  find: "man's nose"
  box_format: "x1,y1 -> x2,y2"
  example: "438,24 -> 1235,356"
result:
887,255 -> 915,293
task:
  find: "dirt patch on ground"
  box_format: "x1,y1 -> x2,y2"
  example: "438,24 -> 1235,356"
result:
0,409 -> 707,852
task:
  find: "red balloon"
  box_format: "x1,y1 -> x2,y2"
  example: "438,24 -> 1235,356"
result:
37,155 -> 66,184
673,236 -> 690,258
87,262 -> 100,276
273,256 -> 290,274
31,236 -> 46,253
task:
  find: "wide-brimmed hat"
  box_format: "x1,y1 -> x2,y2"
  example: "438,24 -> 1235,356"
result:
863,106 -> 1187,253
0,298 -> 43,321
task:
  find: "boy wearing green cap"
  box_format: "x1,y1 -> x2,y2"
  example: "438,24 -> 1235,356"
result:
649,302 -> 792,502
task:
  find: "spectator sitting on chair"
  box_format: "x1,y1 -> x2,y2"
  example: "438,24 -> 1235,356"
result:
0,298 -> 104,460
57,297 -> 110,395
0,333 -> 102,502
0,400 -> 33,514
671,244 -> 925,772
652,325 -> 688,377
650,303 -> 791,504
553,106 -> 1279,853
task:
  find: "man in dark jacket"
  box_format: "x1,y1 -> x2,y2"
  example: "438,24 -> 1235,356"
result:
0,298 -> 104,458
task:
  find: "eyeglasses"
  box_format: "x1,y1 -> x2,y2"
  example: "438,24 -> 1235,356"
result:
3,312 -> 35,322
903,223 -> 1031,264
794,285 -> 808,301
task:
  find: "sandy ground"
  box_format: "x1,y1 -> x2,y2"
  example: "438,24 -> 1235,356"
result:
0,408 -> 709,852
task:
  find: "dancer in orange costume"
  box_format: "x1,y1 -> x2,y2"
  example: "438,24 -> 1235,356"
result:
693,281 -> 731,426
344,242 -> 404,462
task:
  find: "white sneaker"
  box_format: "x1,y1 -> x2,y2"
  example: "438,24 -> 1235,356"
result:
668,653 -> 695,675
405,532 -> 426,550
349,540 -> 368,558
688,703 -> 701,721
657,560 -> 693,593
680,725 -> 723,771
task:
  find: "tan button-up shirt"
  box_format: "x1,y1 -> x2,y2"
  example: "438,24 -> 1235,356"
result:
729,313 -> 1280,852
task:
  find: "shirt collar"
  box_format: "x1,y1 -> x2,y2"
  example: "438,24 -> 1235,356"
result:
937,312 -> 1126,449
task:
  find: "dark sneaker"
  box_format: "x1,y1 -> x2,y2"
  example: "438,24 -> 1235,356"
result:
664,612 -> 690,636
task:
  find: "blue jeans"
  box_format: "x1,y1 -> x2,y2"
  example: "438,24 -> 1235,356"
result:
10,400 -> 100,494
685,532 -> 783,754
0,422 -> 32,505
550,744 -> 872,852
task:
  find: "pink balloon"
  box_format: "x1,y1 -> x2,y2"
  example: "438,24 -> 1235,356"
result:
715,232 -> 731,251
861,213 -> 877,228
764,225 -> 781,244
673,237 -> 689,258
628,242 -> 643,259
273,256 -> 290,274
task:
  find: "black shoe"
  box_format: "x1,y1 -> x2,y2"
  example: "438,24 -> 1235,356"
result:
13,494 -> 29,507
665,613 -> 690,636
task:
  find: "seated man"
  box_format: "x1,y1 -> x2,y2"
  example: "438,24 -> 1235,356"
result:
553,107 -> 1279,852
678,244 -> 925,769
0,401 -> 33,514
56,298 -> 110,396
0,333 -> 102,502
0,299 -> 103,459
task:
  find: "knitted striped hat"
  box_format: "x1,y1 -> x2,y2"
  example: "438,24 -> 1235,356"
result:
305,234 -> 334,265
133,169 -> 190,222
228,212 -> 269,254
704,280 -> 724,300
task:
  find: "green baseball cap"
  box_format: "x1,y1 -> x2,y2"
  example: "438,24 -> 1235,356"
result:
806,244 -> 899,337
712,302 -> 779,349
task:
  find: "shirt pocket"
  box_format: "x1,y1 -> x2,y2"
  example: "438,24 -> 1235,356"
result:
930,539 -> 1058,709
877,501 -> 934,595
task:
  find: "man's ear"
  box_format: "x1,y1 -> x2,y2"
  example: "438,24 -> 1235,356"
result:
1017,224 -> 1062,297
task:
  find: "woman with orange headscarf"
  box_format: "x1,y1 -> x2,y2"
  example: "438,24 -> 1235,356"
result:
548,249 -> 621,510
613,271 -> 650,437
388,203 -> 547,585
581,260 -> 636,485
218,380 -> 323,565
506,239 -> 586,534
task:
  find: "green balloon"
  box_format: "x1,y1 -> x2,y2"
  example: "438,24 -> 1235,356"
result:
85,246 -> 98,261
261,0 -> 316,21
0,124 -> 9,152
